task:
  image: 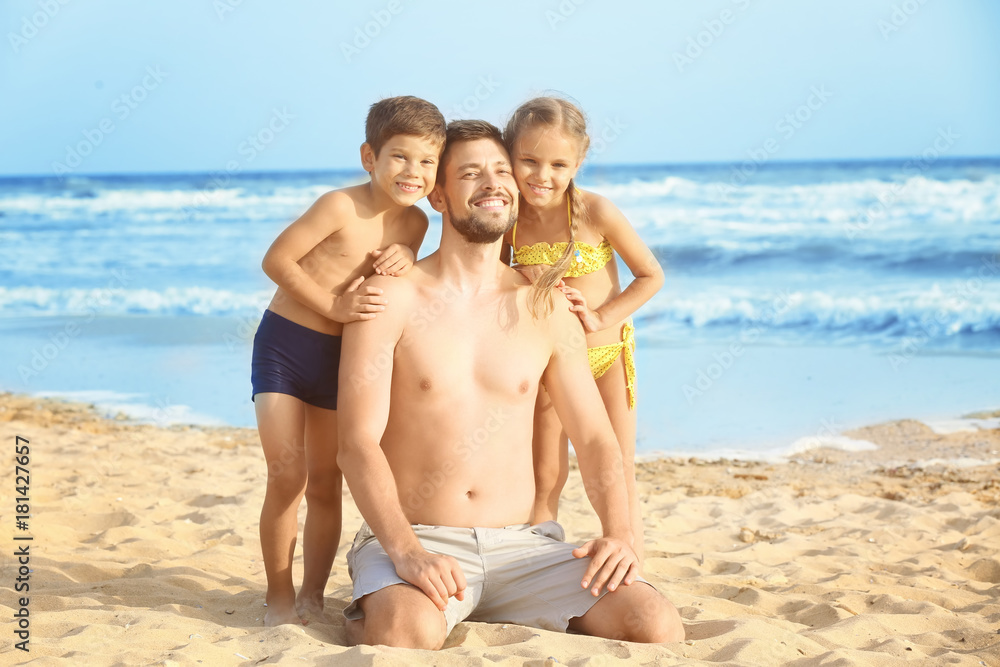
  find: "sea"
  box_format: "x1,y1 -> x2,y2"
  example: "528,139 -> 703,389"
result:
2,158 -> 999,459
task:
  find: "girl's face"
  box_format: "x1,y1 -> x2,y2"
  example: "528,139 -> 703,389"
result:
511,124 -> 582,209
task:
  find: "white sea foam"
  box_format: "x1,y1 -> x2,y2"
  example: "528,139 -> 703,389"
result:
640,434 -> 879,464
0,286 -> 272,317
36,390 -> 225,426
924,418 -> 1000,434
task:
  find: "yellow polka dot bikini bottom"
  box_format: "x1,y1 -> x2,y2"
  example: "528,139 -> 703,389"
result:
587,319 -> 636,410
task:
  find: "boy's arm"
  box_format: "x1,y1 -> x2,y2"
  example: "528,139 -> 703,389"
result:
336,278 -> 466,610
541,303 -> 639,595
561,194 -> 664,332
263,191 -> 385,322
372,208 -> 430,276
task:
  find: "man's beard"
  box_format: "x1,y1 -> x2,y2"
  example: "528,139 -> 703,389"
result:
447,201 -> 517,245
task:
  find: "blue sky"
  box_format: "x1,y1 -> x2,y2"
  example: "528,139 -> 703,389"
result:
2,0 -> 998,176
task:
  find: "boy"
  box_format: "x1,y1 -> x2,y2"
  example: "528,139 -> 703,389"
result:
251,96 -> 445,626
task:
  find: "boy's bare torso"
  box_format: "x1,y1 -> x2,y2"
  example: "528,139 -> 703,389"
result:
268,184 -> 423,335
375,262 -> 555,528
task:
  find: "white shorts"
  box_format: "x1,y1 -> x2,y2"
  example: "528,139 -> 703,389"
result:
344,520 -> 651,636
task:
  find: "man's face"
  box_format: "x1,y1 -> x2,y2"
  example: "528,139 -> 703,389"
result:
432,138 -> 518,244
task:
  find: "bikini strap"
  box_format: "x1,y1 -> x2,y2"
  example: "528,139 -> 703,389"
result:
511,217 -> 518,248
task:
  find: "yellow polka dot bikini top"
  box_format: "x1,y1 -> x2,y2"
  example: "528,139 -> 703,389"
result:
511,197 -> 613,278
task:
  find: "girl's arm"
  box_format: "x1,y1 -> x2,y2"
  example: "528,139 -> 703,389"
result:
562,193 -> 664,333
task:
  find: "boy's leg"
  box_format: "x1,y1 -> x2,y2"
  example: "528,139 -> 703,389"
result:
255,392 -> 308,626
594,355 -> 644,564
297,404 -> 342,618
531,385 -> 570,523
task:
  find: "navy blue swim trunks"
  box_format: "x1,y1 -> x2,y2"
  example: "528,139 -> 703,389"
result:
251,310 -> 341,410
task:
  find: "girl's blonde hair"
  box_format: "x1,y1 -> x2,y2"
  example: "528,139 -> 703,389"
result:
504,97 -> 590,318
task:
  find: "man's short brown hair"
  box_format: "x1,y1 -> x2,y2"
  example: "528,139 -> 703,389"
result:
437,120 -> 507,184
365,96 -> 446,156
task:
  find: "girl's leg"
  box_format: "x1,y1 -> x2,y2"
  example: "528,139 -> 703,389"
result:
297,404 -> 343,619
594,355 -> 643,565
255,392 -> 308,626
531,384 -> 570,524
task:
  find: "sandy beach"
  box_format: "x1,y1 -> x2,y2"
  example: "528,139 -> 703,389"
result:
1,392 -> 998,666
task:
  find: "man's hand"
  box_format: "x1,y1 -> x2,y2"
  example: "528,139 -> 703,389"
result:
572,537 -> 639,596
330,276 -> 388,322
558,281 -> 605,333
394,550 -> 467,611
372,243 -> 415,276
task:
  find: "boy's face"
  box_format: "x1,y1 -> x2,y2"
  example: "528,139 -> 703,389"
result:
362,134 -> 442,206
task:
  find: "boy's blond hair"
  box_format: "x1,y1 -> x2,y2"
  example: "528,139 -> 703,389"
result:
365,96 -> 446,157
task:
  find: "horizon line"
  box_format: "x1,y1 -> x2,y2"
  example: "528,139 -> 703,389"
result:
1,154 -> 999,181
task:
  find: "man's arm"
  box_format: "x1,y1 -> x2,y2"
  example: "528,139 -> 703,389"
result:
336,277 -> 466,609
541,304 -> 639,595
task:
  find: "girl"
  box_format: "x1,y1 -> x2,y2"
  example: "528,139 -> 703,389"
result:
502,97 -> 664,563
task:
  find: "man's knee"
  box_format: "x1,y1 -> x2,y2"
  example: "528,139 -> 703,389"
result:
358,587 -> 448,650
573,584 -> 686,644
619,587 -> 685,643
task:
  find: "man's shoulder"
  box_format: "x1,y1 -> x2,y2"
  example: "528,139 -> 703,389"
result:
364,269 -> 424,309
364,271 -> 417,294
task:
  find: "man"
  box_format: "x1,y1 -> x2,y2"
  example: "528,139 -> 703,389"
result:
337,120 -> 684,649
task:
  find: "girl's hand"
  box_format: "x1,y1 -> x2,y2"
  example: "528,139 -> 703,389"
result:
513,264 -> 547,284
372,244 -> 415,276
558,281 -> 604,333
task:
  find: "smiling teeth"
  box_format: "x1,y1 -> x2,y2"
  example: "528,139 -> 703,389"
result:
399,184 -> 419,192
475,199 -> 505,208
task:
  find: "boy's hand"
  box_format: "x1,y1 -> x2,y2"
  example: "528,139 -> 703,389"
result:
558,281 -> 604,333
372,244 -> 415,276
572,537 -> 640,596
330,276 -> 388,323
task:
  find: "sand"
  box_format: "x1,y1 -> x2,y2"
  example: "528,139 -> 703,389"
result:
1,392 -> 998,666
